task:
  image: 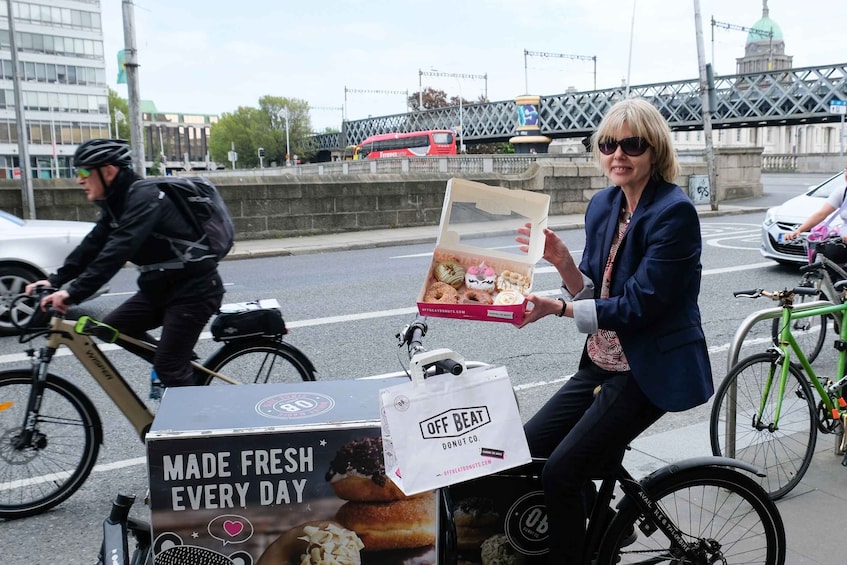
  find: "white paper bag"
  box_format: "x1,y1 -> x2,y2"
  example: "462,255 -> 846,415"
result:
379,364 -> 531,496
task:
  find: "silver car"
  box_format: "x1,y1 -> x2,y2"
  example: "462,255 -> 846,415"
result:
0,210 -> 102,335
761,170 -> 847,265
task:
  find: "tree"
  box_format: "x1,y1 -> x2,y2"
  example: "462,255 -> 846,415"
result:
108,88 -> 130,140
208,96 -> 312,168
209,95 -> 312,169
258,96 -> 313,164
407,87 -> 450,111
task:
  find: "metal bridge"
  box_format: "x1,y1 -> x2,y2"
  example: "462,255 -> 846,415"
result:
313,63 -> 847,151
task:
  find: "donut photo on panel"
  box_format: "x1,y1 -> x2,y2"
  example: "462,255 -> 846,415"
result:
325,436 -> 438,563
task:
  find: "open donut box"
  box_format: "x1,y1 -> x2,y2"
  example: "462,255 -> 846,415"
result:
417,178 -> 551,324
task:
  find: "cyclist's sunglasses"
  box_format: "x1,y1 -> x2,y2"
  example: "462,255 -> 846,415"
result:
597,136 -> 650,157
75,167 -> 92,179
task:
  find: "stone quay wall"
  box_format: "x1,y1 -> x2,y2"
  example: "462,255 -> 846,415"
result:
0,148 -> 761,240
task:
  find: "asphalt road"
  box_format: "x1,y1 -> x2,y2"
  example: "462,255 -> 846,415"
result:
0,172 -> 836,564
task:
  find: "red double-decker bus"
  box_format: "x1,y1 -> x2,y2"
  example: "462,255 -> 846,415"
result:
358,130 -> 457,159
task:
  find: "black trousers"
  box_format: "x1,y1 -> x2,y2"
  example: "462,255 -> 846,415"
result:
523,361 -> 665,564
104,290 -> 223,387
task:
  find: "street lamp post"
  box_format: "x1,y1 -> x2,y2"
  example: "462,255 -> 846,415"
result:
115,109 -> 126,139
278,109 -> 291,166
419,69 -> 487,105
418,69 -> 486,151
6,0 -> 35,217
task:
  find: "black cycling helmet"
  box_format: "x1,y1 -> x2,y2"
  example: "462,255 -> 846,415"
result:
73,139 -> 133,169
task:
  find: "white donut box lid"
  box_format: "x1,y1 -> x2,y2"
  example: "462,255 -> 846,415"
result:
417,178 -> 550,324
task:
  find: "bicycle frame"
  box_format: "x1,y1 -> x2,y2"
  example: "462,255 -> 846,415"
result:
759,300 -> 847,434
800,254 -> 847,327
22,314 -> 239,439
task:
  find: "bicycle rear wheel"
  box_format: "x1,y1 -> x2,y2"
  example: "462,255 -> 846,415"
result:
597,466 -> 785,564
0,371 -> 102,519
770,291 -> 827,364
201,337 -> 316,385
709,352 -> 816,499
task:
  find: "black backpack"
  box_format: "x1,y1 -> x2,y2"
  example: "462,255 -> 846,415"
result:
136,176 -> 235,268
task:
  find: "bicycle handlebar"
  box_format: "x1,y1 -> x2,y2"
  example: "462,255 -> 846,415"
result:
11,286 -> 61,342
733,287 -> 821,300
398,318 -> 465,377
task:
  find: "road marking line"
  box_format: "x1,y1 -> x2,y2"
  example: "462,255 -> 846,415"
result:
0,260 -> 778,481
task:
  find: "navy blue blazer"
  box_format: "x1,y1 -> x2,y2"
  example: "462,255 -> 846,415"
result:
578,179 -> 713,412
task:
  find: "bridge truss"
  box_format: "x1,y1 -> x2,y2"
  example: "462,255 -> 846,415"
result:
314,63 -> 847,150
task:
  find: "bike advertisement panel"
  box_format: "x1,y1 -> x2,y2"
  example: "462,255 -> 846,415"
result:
146,380 -> 439,565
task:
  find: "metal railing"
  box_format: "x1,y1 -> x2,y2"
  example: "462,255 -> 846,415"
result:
192,154 -> 592,179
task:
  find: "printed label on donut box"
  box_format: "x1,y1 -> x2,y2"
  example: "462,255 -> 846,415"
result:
416,178 -> 550,325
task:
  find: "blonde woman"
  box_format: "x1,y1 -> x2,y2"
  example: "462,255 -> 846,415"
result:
516,98 -> 713,564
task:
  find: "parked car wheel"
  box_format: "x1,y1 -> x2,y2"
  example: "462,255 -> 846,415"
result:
0,210 -> 108,337
0,264 -> 43,335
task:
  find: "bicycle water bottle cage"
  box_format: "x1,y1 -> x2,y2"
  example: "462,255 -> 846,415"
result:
409,348 -> 466,383
74,316 -> 120,343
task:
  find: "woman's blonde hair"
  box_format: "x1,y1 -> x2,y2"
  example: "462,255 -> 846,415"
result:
592,97 -> 680,182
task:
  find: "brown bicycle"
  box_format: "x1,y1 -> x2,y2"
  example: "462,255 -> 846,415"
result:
0,288 -> 316,519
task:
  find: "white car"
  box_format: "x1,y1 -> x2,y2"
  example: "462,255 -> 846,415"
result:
0,210 -> 102,335
761,170 -> 847,265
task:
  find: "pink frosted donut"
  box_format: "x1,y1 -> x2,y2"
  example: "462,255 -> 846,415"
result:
465,262 -> 496,291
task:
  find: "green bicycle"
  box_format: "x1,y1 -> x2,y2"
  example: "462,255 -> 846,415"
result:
710,285 -> 847,499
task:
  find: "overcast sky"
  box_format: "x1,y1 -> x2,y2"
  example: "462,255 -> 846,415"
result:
100,0 -> 840,132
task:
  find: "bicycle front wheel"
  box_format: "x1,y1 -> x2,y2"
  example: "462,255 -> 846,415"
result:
201,337 -> 316,385
0,371 -> 102,519
770,291 -> 827,364
709,352 -> 816,499
597,466 -> 785,564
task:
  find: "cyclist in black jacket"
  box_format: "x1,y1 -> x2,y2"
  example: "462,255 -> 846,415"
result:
26,139 -> 225,387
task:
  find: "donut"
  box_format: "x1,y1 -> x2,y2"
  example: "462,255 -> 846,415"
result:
496,270 -> 531,294
465,262 -> 496,291
256,520 -> 363,565
460,289 -> 494,305
335,492 -> 437,551
480,533 -> 526,565
424,281 -> 459,304
326,436 -> 411,502
434,260 -> 466,289
493,289 -> 524,306
453,497 -> 500,551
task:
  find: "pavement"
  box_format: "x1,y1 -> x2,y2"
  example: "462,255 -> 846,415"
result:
225,197 -> 844,563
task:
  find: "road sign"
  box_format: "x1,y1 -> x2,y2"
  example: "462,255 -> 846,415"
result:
830,99 -> 846,115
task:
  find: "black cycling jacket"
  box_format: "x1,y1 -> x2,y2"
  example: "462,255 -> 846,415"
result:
49,168 -> 224,305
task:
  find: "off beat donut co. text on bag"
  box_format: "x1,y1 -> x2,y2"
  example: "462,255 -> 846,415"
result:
379,364 -> 531,496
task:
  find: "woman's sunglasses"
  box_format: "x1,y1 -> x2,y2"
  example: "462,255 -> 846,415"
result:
75,167 -> 91,179
597,137 -> 650,157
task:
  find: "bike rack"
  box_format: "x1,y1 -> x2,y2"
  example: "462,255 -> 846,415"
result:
724,299 -> 832,457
